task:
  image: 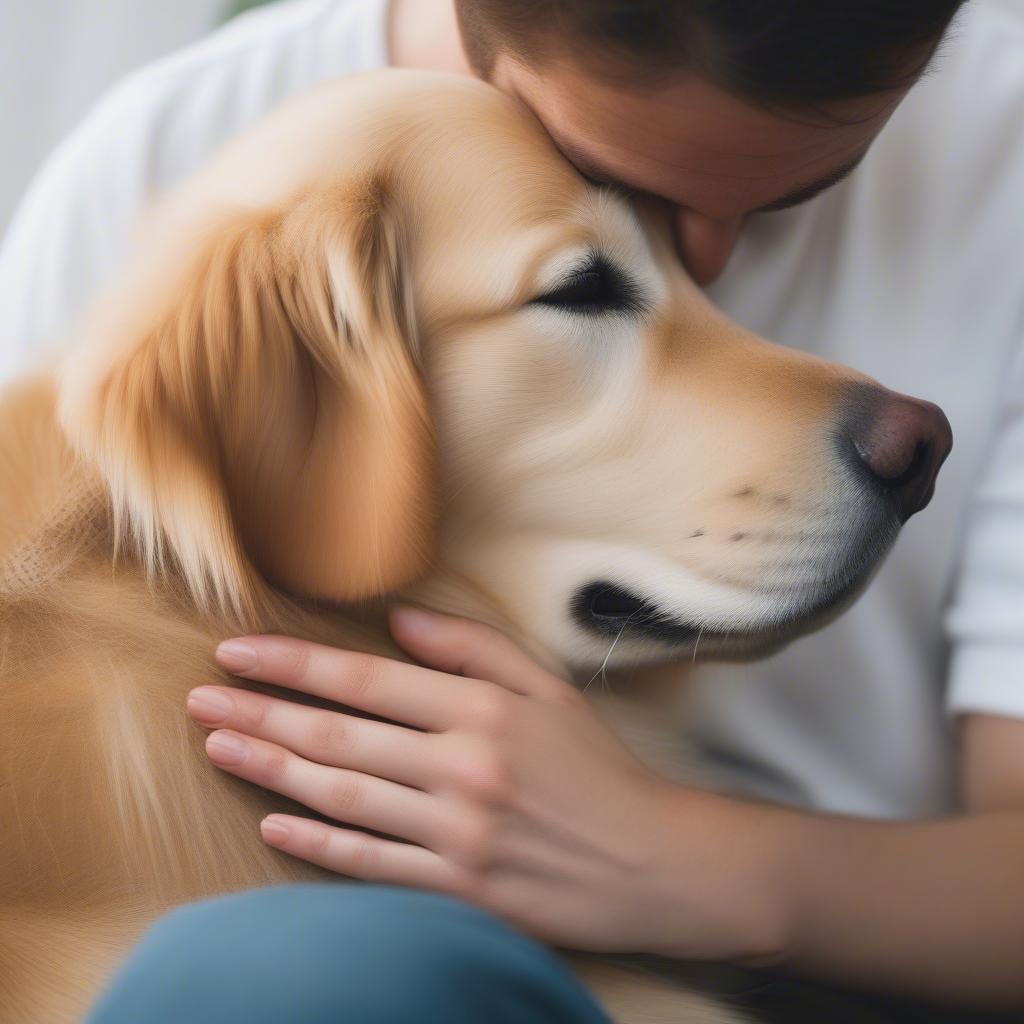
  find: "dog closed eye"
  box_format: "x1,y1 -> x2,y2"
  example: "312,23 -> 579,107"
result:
531,254 -> 645,318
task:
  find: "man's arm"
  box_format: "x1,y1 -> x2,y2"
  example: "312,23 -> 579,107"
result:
962,713 -> 1024,812
186,610 -> 1024,1011
652,714 -> 1024,1007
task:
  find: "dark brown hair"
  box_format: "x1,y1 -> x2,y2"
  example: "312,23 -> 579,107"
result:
455,0 -> 967,102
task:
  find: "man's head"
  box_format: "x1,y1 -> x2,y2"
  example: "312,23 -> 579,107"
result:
455,0 -> 966,284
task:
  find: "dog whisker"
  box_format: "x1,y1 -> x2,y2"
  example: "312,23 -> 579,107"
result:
584,610 -> 639,693
691,625 -> 706,664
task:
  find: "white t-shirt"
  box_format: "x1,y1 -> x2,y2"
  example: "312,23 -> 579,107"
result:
0,0 -> 389,379
2,0 -> 1022,820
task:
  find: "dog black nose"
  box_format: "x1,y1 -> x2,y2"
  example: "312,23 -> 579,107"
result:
843,386 -> 953,522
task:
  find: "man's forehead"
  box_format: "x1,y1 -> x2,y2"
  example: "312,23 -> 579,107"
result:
494,55 -> 904,218
548,131 -> 873,218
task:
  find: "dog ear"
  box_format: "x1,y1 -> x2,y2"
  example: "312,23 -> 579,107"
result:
60,176 -> 438,620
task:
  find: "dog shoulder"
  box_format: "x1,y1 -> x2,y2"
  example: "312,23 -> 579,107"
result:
0,374 -> 109,598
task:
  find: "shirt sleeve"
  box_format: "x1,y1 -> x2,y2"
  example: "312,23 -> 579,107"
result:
946,340 -> 1024,720
0,75 -> 159,383
0,0 -> 384,386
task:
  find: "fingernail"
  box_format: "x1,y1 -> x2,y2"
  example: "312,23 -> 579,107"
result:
391,606 -> 435,637
187,686 -> 234,725
261,817 -> 290,845
206,731 -> 250,766
216,639 -> 259,673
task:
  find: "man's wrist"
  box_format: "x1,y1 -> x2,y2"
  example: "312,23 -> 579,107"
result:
642,783 -> 798,965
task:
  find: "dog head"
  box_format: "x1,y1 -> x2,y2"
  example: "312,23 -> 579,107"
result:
60,71 -> 950,669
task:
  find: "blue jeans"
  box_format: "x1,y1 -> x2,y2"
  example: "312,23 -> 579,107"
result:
87,884 -> 610,1023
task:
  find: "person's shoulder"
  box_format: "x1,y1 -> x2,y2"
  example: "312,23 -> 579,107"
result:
0,0 -> 389,371
873,5 -> 1024,208
125,0 -> 388,100
9,0 -> 389,265
952,3 -> 1024,65
920,5 -> 1024,122
72,0 -> 388,189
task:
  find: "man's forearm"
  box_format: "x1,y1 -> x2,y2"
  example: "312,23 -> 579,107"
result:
660,795 -> 1024,1006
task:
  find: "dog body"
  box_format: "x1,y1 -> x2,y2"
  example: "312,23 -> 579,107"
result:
0,71 -> 949,1022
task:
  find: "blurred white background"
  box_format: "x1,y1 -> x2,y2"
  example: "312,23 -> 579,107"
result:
1,0 -> 1022,233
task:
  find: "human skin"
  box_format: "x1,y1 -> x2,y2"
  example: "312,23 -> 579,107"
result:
387,0 -> 905,284
190,611 -> 1024,1006
189,0 -> 1024,1007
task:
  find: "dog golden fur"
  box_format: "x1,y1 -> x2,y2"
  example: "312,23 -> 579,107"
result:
0,70 -> 949,1023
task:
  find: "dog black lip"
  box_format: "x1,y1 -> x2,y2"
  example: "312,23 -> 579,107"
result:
572,576 -> 866,650
574,582 -> 703,645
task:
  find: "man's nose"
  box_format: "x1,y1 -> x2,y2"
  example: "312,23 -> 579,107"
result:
674,209 -> 744,286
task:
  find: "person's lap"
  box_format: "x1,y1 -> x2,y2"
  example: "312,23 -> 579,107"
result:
88,883 -> 1010,1024
86,883 -> 611,1024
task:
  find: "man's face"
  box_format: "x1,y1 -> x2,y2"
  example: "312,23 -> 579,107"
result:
492,56 -> 909,285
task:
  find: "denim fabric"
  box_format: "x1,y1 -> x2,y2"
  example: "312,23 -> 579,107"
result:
87,884 -> 611,1024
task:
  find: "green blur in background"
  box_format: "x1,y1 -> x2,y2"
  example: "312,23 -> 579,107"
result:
224,0 -> 276,21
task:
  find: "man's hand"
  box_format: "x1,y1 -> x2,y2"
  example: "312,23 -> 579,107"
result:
185,612 -> 1024,1003
186,607 -> 779,959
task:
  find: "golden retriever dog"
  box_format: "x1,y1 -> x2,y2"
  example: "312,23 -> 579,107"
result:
0,70 -> 950,1023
